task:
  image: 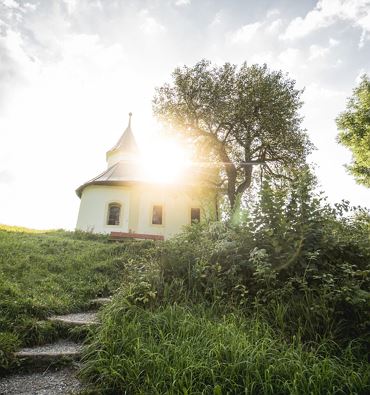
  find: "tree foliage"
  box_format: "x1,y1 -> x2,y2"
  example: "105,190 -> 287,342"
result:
153,60 -> 313,209
337,75 -> 370,187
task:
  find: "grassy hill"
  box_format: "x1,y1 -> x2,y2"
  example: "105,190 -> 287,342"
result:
1,174 -> 369,395
0,224 -> 156,371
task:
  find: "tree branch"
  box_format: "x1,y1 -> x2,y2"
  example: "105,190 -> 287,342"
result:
264,163 -> 293,181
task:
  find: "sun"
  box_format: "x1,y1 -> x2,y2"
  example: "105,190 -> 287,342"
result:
140,139 -> 192,183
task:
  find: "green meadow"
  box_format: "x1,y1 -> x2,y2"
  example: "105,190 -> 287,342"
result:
1,175 -> 369,393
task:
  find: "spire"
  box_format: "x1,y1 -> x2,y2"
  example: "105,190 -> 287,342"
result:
107,112 -> 139,156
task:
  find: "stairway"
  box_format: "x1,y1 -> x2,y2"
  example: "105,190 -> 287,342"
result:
48,312 -> 99,326
0,297 -> 112,395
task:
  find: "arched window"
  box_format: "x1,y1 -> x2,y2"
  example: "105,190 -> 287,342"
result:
107,203 -> 121,225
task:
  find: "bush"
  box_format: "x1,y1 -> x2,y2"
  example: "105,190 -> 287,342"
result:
112,170 -> 370,347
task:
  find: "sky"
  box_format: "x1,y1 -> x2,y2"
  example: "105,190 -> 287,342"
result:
0,0 -> 369,230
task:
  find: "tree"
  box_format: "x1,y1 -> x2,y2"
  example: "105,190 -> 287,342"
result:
336,75 -> 370,188
153,60 -> 313,211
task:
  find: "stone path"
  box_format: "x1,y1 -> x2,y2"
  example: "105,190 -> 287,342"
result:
16,340 -> 82,357
49,312 -> 99,326
0,297 -> 111,395
0,368 -> 81,395
90,297 -> 112,306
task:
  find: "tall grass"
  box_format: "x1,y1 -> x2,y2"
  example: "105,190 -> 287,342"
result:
81,302 -> 369,394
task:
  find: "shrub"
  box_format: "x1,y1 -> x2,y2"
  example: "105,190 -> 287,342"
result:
125,170 -> 370,346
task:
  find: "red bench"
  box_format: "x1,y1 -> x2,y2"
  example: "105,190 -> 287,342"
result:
109,232 -> 164,241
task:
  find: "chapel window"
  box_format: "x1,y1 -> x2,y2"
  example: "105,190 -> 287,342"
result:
191,208 -> 201,224
152,205 -> 163,225
107,203 -> 121,225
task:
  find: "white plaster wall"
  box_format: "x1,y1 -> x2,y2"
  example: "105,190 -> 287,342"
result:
76,183 -> 217,238
76,185 -> 130,234
134,184 -> 215,239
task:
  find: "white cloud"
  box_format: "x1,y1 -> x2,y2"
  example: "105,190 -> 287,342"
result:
280,9 -> 333,40
249,51 -> 273,64
2,0 -> 20,9
273,48 -> 304,77
91,0 -> 103,10
175,0 -> 191,6
1,0 -> 37,13
357,7 -> 370,30
63,0 -> 77,15
278,47 -> 300,66
266,9 -> 280,19
329,37 -> 340,46
308,44 -> 329,60
281,0 -> 370,45
230,22 -> 261,43
139,10 -> 166,35
23,2 -> 37,11
332,58 -> 343,67
229,9 -> 282,43
0,170 -> 12,184
209,10 -> 223,27
0,27 -> 39,94
266,18 -> 283,34
358,29 -> 369,47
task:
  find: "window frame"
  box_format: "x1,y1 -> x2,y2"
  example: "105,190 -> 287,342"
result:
106,202 -> 122,226
190,207 -> 201,224
151,204 -> 164,226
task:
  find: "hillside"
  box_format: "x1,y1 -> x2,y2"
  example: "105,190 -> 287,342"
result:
1,172 -> 370,395
0,225 -> 157,372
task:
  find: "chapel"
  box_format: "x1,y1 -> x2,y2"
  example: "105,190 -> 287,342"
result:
75,114 -> 218,239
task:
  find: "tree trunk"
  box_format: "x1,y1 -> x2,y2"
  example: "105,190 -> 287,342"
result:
217,144 -> 237,209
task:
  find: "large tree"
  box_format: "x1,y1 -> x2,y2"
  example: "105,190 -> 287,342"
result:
153,60 -> 313,210
336,75 -> 370,188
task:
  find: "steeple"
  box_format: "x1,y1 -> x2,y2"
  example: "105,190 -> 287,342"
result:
106,113 -> 139,166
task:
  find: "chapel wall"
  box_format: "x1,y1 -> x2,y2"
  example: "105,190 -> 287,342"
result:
76,185 -> 131,234
76,184 -> 217,239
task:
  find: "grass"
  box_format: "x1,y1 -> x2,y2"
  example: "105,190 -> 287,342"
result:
80,301 -> 369,394
1,223 -> 369,393
0,224 -> 157,371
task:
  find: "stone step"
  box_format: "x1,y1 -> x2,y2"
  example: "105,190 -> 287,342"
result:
90,297 -> 112,306
48,312 -> 99,326
0,367 -> 82,395
15,340 -> 82,365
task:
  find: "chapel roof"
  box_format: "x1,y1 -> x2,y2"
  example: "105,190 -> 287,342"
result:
107,112 -> 139,156
76,112 -> 218,198
76,160 -> 143,198
75,160 -> 217,198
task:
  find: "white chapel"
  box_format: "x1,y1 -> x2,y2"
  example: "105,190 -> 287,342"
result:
75,114 -> 218,239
